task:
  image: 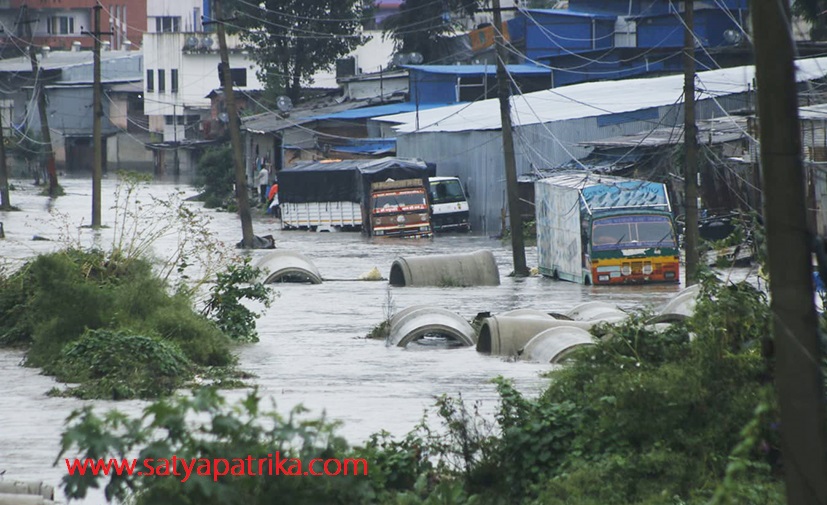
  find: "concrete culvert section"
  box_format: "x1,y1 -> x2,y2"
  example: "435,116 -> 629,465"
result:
658,284 -> 700,318
387,306 -> 477,347
521,326 -> 595,364
389,250 -> 500,287
566,301 -> 627,322
257,250 -> 323,284
477,313 -> 609,356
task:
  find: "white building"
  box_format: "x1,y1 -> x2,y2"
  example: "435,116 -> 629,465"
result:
143,0 -> 263,144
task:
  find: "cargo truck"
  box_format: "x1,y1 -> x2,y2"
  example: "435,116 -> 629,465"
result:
279,157 -> 434,238
535,172 -> 680,285
429,176 -> 471,232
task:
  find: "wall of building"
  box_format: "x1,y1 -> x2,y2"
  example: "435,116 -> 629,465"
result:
142,32 -> 263,139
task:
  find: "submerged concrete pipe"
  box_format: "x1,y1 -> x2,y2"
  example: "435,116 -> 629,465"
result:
501,309 -> 555,319
257,250 -> 323,284
387,306 -> 477,347
0,482 -> 54,500
658,284 -> 701,318
521,326 -> 595,364
477,315 -> 561,356
566,301 -> 627,323
389,250 -> 500,287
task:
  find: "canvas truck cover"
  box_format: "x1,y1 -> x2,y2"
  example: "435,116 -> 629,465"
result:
536,178 -> 583,282
542,172 -> 671,215
279,157 -> 435,204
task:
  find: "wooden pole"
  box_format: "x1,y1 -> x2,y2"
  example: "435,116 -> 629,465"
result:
752,0 -> 827,503
683,0 -> 700,284
215,0 -> 255,248
492,0 -> 528,276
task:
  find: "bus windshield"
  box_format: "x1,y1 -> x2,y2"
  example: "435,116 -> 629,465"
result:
430,180 -> 465,204
591,215 -> 675,250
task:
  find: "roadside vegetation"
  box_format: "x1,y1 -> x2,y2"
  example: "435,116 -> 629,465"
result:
58,269 -> 812,504
193,145 -> 236,209
0,173 -> 272,399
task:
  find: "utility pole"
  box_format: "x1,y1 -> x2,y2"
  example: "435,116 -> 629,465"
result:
213,0 -> 254,248
683,0 -> 699,285
492,0 -> 528,277
752,0 -> 827,504
83,6 -> 110,228
22,6 -> 59,196
0,100 -> 10,210
173,103 -> 180,177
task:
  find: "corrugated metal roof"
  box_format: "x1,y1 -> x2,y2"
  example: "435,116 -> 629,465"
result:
579,115 -> 749,148
523,8 -> 618,20
0,51 -> 138,73
799,103 -> 827,121
405,64 -> 550,75
376,57 -> 827,133
311,102 -> 454,120
241,100 -> 367,134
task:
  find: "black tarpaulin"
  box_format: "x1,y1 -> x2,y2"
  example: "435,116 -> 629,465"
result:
279,157 -> 435,204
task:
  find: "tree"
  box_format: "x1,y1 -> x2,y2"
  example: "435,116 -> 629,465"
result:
230,0 -> 370,102
383,0 -> 486,64
792,0 -> 827,39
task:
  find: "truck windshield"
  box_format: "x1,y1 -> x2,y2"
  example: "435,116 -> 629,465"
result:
592,215 -> 675,250
430,180 -> 465,204
373,191 -> 427,211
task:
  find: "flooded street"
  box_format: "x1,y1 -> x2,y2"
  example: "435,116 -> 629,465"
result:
0,176 -> 689,502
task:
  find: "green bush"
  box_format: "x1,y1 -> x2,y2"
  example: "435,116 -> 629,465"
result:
194,146 -> 234,204
47,329 -> 193,400
0,248 -> 240,398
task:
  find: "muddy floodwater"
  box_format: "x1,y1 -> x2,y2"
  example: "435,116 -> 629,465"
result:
0,177 -> 695,503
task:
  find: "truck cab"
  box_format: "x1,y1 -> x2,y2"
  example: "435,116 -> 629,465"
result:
369,180 -> 433,238
428,176 -> 471,232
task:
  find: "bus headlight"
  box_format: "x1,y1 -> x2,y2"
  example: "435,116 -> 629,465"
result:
621,264 -> 632,276
642,262 -> 653,275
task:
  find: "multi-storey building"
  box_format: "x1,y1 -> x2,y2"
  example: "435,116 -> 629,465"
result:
0,0 -> 145,53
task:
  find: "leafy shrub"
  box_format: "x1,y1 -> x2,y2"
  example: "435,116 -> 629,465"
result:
194,146 -> 234,204
0,248 -> 240,398
58,388 -> 375,504
47,329 -> 193,400
202,257 -> 272,342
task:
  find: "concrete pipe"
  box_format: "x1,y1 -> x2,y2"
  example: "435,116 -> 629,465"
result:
566,301 -> 627,322
387,306 -> 477,347
257,250 -> 323,284
0,481 -> 54,500
389,250 -> 500,287
476,315 -> 592,356
0,496 -> 57,505
501,309 -> 555,319
658,284 -> 700,318
520,326 -> 595,364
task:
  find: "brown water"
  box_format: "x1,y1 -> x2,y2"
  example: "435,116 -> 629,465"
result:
0,176 -> 691,503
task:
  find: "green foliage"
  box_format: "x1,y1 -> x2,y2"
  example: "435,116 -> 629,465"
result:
360,274 -> 780,504
0,248 -> 236,398
202,257 -> 273,342
57,388 -> 375,504
230,0 -> 370,101
383,0 -> 486,64
194,146 -> 234,206
47,329 -> 193,400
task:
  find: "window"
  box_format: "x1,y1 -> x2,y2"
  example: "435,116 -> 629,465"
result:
230,68 -> 247,87
47,16 -> 74,35
171,69 -> 179,93
155,16 -> 180,33
146,69 -> 154,92
158,69 -> 166,92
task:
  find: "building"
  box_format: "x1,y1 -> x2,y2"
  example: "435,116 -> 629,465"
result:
0,0 -> 145,53
0,49 -> 148,174
373,57 -> 827,235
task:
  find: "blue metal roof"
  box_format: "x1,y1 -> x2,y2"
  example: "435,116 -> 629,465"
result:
311,102 -> 454,120
404,64 -> 550,76
523,8 -> 618,20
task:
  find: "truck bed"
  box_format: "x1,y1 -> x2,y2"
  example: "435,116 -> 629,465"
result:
281,201 -> 362,230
